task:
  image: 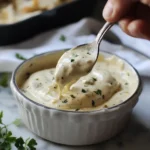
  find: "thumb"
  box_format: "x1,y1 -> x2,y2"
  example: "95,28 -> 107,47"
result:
103,0 -> 135,22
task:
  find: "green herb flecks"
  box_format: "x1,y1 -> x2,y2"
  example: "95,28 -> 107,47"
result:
12,118 -> 22,127
70,95 -> 76,98
0,111 -> 37,150
94,89 -> 102,95
15,53 -> 27,60
15,137 -> 37,150
75,108 -> 80,111
127,72 -> 130,76
92,78 -> 97,81
59,35 -> 66,42
104,105 -> 108,108
0,73 -> 9,88
62,99 -> 68,103
73,54 -> 79,57
82,89 -> 87,93
71,59 -> 75,62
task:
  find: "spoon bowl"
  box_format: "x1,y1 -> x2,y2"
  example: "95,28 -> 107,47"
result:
55,22 -> 114,87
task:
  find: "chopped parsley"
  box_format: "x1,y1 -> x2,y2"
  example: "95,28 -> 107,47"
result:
71,59 -> 75,62
0,111 -> 37,150
73,54 -> 79,57
125,82 -> 128,85
0,73 -> 9,87
62,99 -> 68,103
87,52 -> 91,55
92,100 -> 95,107
75,108 -> 80,111
15,53 -> 27,60
70,95 -> 76,98
92,78 -> 97,81
59,35 -> 66,42
104,105 -> 108,108
36,78 -> 39,80
82,89 -> 87,93
127,72 -> 130,76
12,118 -> 22,126
94,89 -> 102,95
36,83 -> 42,88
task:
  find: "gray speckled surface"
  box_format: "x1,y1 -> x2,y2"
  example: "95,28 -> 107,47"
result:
0,75 -> 150,150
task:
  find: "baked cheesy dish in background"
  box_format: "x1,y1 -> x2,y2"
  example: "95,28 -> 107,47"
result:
0,0 -> 72,24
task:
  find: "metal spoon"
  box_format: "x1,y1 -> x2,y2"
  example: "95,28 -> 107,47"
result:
95,22 -> 114,63
55,22 -> 114,87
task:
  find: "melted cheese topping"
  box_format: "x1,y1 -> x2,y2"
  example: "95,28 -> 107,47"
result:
21,53 -> 138,111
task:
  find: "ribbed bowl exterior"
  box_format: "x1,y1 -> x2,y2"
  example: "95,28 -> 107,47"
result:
10,79 -> 140,146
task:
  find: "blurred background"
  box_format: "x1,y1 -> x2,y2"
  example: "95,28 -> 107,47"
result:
0,0 -> 106,45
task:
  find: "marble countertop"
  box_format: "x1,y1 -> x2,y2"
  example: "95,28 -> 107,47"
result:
0,75 -> 150,150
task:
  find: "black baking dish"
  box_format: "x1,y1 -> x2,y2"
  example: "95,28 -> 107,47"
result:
0,0 -> 98,46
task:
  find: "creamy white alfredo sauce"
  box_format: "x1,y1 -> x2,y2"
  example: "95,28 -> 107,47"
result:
21,52 -> 138,111
55,43 -> 97,89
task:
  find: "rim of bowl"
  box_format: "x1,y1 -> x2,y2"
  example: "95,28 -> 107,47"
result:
12,49 -> 142,114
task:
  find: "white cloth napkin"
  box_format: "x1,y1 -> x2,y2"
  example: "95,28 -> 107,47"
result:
0,18 -> 150,77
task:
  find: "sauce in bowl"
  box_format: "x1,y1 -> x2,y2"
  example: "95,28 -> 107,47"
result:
21,50 -> 138,111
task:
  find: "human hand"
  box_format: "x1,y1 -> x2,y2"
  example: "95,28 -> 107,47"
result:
103,0 -> 150,40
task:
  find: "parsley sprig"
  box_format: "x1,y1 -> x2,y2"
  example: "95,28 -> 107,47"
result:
0,73 -> 9,88
0,111 -> 37,150
15,53 -> 27,60
94,89 -> 102,95
59,35 -> 66,42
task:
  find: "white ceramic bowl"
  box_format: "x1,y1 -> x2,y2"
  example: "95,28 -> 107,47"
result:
10,50 -> 142,146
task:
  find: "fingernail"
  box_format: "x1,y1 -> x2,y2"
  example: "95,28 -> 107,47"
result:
103,1 -> 113,19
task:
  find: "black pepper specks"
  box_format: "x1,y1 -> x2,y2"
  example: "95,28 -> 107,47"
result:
92,100 -> 95,107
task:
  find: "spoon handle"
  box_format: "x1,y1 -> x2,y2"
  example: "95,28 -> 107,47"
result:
96,22 -> 114,46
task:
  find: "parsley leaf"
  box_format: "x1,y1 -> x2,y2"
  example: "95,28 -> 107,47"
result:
15,137 -> 24,149
70,95 -> 76,98
59,35 -> 66,42
82,89 -> 87,93
71,59 -> 75,62
87,52 -> 91,55
0,73 -> 9,87
92,78 -> 97,81
12,118 -> 22,126
15,53 -> 27,60
0,111 -> 3,124
94,89 -> 102,95
62,99 -> 68,103
0,111 -> 37,150
75,108 -> 80,111
28,139 -> 37,149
